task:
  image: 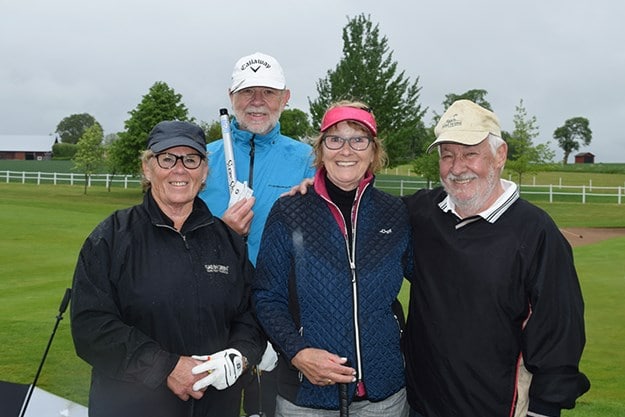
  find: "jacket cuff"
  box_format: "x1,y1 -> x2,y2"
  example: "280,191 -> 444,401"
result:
144,350 -> 179,390
285,340 -> 312,362
528,398 -> 560,417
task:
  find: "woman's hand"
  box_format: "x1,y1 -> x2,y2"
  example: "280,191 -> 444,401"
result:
166,356 -> 205,401
291,347 -> 356,386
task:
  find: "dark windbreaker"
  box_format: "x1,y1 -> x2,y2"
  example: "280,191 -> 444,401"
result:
402,187 -> 590,417
70,191 -> 265,417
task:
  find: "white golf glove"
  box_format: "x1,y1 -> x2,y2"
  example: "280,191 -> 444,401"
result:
191,348 -> 243,391
258,341 -> 279,372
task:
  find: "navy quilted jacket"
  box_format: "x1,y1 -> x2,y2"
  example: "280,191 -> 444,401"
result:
253,170 -> 412,409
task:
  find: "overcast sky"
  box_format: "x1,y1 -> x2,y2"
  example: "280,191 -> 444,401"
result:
2,0 -> 624,162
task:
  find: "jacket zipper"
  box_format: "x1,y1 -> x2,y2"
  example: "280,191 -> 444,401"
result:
155,220 -> 214,250
350,184 -> 366,397
320,183 -> 369,392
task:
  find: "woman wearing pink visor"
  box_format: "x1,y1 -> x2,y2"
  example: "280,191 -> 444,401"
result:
253,101 -> 412,416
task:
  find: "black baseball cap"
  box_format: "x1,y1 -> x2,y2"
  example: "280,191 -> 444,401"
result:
146,120 -> 206,155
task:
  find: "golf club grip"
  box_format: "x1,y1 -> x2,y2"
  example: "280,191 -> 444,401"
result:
59,288 -> 72,314
219,108 -> 237,194
339,382 -> 349,417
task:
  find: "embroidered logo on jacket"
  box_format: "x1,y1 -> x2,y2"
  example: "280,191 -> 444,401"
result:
379,228 -> 393,234
204,264 -> 230,274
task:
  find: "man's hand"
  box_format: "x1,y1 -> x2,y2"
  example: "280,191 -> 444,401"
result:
280,178 -> 314,197
221,197 -> 255,236
291,348 -> 356,386
166,356 -> 206,401
191,348 -> 244,391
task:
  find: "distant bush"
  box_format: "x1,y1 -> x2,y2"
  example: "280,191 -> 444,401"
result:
52,142 -> 78,159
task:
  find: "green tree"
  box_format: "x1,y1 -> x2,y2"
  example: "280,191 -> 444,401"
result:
411,151 -> 440,186
104,133 -> 119,145
280,108 -> 313,141
199,120 -> 223,143
507,99 -> 539,160
506,144 -> 555,186
102,133 -> 121,191
503,99 -> 554,185
553,117 -> 592,164
108,81 -> 192,175
73,123 -> 104,194
442,89 -> 491,111
200,120 -> 223,143
411,126 -> 438,184
308,13 -> 427,167
432,89 -> 492,126
56,113 -> 99,144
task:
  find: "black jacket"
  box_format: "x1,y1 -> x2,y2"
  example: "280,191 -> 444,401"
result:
402,187 -> 589,417
71,191 -> 264,417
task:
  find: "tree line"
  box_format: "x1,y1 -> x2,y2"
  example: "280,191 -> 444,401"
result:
55,14 -> 592,193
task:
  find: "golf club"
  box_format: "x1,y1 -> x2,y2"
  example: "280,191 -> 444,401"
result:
19,287 -> 71,417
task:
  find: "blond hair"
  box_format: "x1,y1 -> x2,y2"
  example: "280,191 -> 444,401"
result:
312,100 -> 387,173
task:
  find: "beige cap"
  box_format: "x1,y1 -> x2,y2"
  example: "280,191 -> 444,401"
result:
427,99 -> 501,153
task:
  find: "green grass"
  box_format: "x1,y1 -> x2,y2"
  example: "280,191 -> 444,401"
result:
0,184 -> 142,405
1,180 -> 625,415
531,202 -> 625,228
568,240 -> 625,415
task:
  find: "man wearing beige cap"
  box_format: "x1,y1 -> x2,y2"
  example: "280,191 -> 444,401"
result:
199,52 -> 315,417
402,100 -> 590,417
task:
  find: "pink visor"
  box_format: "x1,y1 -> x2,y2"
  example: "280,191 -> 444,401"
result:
320,107 -> 377,136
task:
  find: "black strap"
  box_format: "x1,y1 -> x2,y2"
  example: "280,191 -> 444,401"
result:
248,135 -> 255,189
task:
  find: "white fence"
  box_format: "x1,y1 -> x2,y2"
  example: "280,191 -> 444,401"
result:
1,170 -> 141,188
375,179 -> 624,204
2,170 -> 624,204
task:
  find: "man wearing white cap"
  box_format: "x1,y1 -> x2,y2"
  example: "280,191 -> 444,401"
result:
199,52 -> 315,417
402,100 -> 590,417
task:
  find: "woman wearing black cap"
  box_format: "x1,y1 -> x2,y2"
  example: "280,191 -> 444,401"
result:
70,120 -> 265,417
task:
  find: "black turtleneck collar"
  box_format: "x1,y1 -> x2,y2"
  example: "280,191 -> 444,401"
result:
324,174 -> 356,241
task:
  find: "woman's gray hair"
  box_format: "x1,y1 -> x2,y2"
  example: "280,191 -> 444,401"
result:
140,150 -> 154,192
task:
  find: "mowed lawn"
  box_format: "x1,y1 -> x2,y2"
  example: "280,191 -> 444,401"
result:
1,182 -> 625,416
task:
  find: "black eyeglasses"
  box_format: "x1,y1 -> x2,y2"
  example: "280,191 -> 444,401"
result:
323,135 -> 372,151
154,152 -> 205,170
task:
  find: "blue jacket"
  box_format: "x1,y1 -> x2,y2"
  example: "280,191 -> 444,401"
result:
199,120 -> 315,265
253,169 -> 413,409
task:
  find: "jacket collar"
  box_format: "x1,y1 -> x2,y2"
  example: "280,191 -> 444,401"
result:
144,189 -> 215,233
231,119 -> 282,149
313,167 -> 374,200
313,167 -> 374,234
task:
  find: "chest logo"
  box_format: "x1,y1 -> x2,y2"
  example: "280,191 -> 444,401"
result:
379,228 -> 393,234
204,264 -> 230,274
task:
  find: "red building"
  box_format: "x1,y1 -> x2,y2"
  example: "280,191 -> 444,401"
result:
574,152 -> 595,164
